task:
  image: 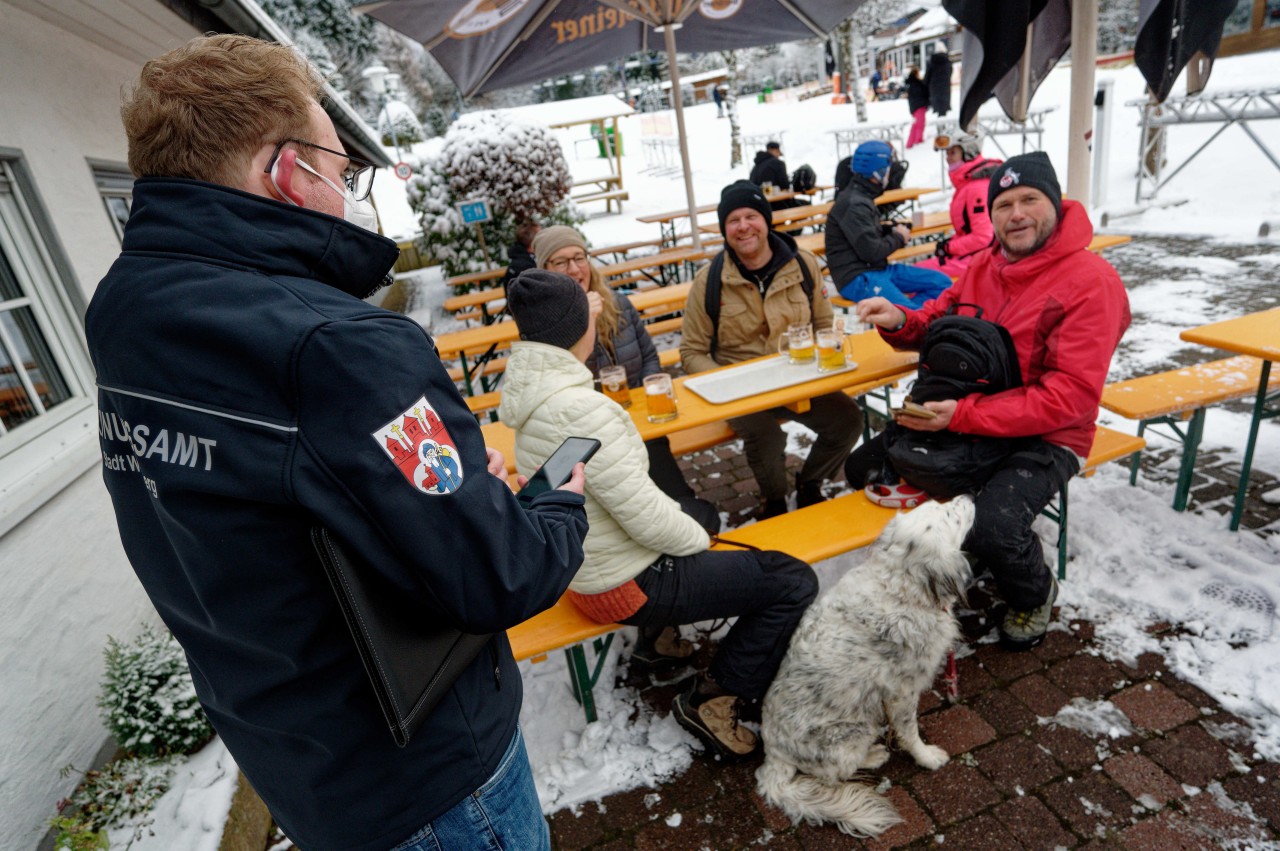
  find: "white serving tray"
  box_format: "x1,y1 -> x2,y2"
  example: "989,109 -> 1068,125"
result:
683,355 -> 859,404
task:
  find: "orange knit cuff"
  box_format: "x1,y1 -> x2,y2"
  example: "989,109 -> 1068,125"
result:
567,579 -> 648,624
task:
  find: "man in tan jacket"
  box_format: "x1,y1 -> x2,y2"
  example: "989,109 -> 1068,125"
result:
682,181 -> 863,518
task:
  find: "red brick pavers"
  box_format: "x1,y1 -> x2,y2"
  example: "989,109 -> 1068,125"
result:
541,438 -> 1280,849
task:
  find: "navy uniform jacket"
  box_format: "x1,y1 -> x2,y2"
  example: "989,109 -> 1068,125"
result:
85,178 -> 588,851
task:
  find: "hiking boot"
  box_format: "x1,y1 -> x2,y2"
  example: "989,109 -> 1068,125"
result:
630,626 -> 694,672
760,498 -> 789,519
796,480 -> 827,508
999,575 -> 1059,651
672,690 -> 759,760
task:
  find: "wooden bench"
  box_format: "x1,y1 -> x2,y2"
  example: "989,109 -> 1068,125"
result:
506,424 -> 1144,721
573,188 -> 629,213
1100,355 -> 1271,511
1041,425 -> 1147,578
443,286 -> 506,325
507,489 -> 899,722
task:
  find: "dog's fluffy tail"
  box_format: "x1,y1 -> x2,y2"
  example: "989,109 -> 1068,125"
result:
756,754 -> 902,838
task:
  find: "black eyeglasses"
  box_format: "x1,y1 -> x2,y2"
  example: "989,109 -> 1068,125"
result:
265,139 -> 377,201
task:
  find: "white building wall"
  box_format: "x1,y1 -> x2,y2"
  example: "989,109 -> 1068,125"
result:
0,5 -> 192,848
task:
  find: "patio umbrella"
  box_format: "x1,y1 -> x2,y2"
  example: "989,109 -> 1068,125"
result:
356,0 -> 864,250
943,0 -> 1240,205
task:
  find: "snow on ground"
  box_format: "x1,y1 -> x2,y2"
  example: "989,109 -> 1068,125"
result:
125,49 -> 1280,843
503,48 -> 1280,815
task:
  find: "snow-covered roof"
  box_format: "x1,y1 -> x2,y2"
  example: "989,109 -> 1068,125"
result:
502,94 -> 635,128
892,6 -> 959,47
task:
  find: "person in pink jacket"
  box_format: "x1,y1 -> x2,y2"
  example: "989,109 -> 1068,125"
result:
846,152 -> 1131,652
915,133 -> 1001,280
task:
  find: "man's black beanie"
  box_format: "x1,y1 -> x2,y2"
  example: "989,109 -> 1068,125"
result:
717,180 -> 773,235
507,269 -> 589,350
988,151 -> 1062,216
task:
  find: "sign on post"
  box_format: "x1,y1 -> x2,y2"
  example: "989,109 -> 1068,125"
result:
394,162 -> 413,181
456,199 -> 494,268
456,199 -> 491,225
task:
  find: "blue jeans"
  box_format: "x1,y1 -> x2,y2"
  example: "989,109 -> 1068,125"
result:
390,725 -> 549,851
839,265 -> 953,309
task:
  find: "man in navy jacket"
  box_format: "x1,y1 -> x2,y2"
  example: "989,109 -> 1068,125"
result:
86,35 -> 588,851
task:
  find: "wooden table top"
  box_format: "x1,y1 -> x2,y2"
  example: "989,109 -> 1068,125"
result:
1180,307 -> 1280,361
598,245 -> 710,278
627,333 -> 918,441
444,266 -> 506,288
635,187 -> 834,225
434,283 -> 697,359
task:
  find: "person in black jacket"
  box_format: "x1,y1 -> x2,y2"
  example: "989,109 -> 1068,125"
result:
85,35 -> 589,851
500,219 -> 540,288
825,141 -> 952,309
530,226 -> 716,531
925,51 -> 952,117
749,141 -> 790,192
905,66 -> 929,148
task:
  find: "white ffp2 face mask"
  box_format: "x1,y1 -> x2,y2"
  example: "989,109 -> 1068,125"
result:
270,157 -> 380,233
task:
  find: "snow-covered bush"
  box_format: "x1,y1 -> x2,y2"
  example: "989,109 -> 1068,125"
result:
407,111 -> 582,278
52,756 -> 179,849
380,100 -> 425,147
98,624 -> 213,759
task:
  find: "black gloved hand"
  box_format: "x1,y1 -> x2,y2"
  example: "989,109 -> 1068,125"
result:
934,238 -> 951,258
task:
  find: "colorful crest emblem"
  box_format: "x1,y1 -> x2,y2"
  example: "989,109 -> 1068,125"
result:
999,169 -> 1020,189
373,397 -> 465,495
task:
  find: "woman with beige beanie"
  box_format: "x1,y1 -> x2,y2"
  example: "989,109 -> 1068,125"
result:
529,226 -> 716,532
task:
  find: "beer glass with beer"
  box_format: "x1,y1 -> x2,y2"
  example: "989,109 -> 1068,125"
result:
816,328 -> 846,372
599,365 -> 630,408
644,373 -> 678,423
777,323 -> 815,365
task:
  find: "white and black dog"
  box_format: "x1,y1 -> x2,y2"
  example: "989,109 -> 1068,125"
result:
756,496 -> 976,837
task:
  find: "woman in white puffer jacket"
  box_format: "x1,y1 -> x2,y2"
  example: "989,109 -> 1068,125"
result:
499,270 -> 818,762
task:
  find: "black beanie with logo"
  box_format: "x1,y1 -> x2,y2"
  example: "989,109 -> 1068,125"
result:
988,151 -> 1062,216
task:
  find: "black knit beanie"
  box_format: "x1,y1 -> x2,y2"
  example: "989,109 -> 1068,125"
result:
507,269 -> 590,350
988,151 -> 1062,215
717,180 -> 773,235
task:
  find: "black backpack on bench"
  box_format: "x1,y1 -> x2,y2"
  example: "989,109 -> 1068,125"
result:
881,305 -> 1022,500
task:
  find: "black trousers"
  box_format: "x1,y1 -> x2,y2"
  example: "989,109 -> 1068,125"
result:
624,549 -> 818,701
646,436 -> 720,533
846,433 -> 1079,610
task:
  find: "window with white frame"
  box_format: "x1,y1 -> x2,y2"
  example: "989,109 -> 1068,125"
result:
92,163 -> 133,243
0,156 -> 98,535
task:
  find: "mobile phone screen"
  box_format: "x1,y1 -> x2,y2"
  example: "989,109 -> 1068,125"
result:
517,436 -> 602,505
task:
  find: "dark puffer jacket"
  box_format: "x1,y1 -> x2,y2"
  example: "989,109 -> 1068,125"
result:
824,175 -> 906,287
585,294 -> 661,386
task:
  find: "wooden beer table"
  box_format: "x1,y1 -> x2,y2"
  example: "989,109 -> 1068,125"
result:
623,331 -> 919,441
1179,307 -> 1280,530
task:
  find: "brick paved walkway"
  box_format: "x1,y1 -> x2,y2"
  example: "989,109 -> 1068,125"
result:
544,439 -> 1279,850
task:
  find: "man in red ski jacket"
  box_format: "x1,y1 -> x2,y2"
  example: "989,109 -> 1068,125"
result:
848,152 -> 1130,651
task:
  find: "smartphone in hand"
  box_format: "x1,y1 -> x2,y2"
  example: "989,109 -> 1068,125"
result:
516,436 -> 601,506
890,400 -> 938,420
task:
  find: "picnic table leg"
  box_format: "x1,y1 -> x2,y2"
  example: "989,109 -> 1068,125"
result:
1128,420 -> 1148,486
1230,360 -> 1276,531
1056,482 -> 1069,581
1039,483 -> 1069,581
562,633 -> 615,724
1172,408 -> 1206,512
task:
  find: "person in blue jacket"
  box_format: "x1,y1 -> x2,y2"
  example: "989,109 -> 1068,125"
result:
85,35 -> 589,851
825,140 -> 953,310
